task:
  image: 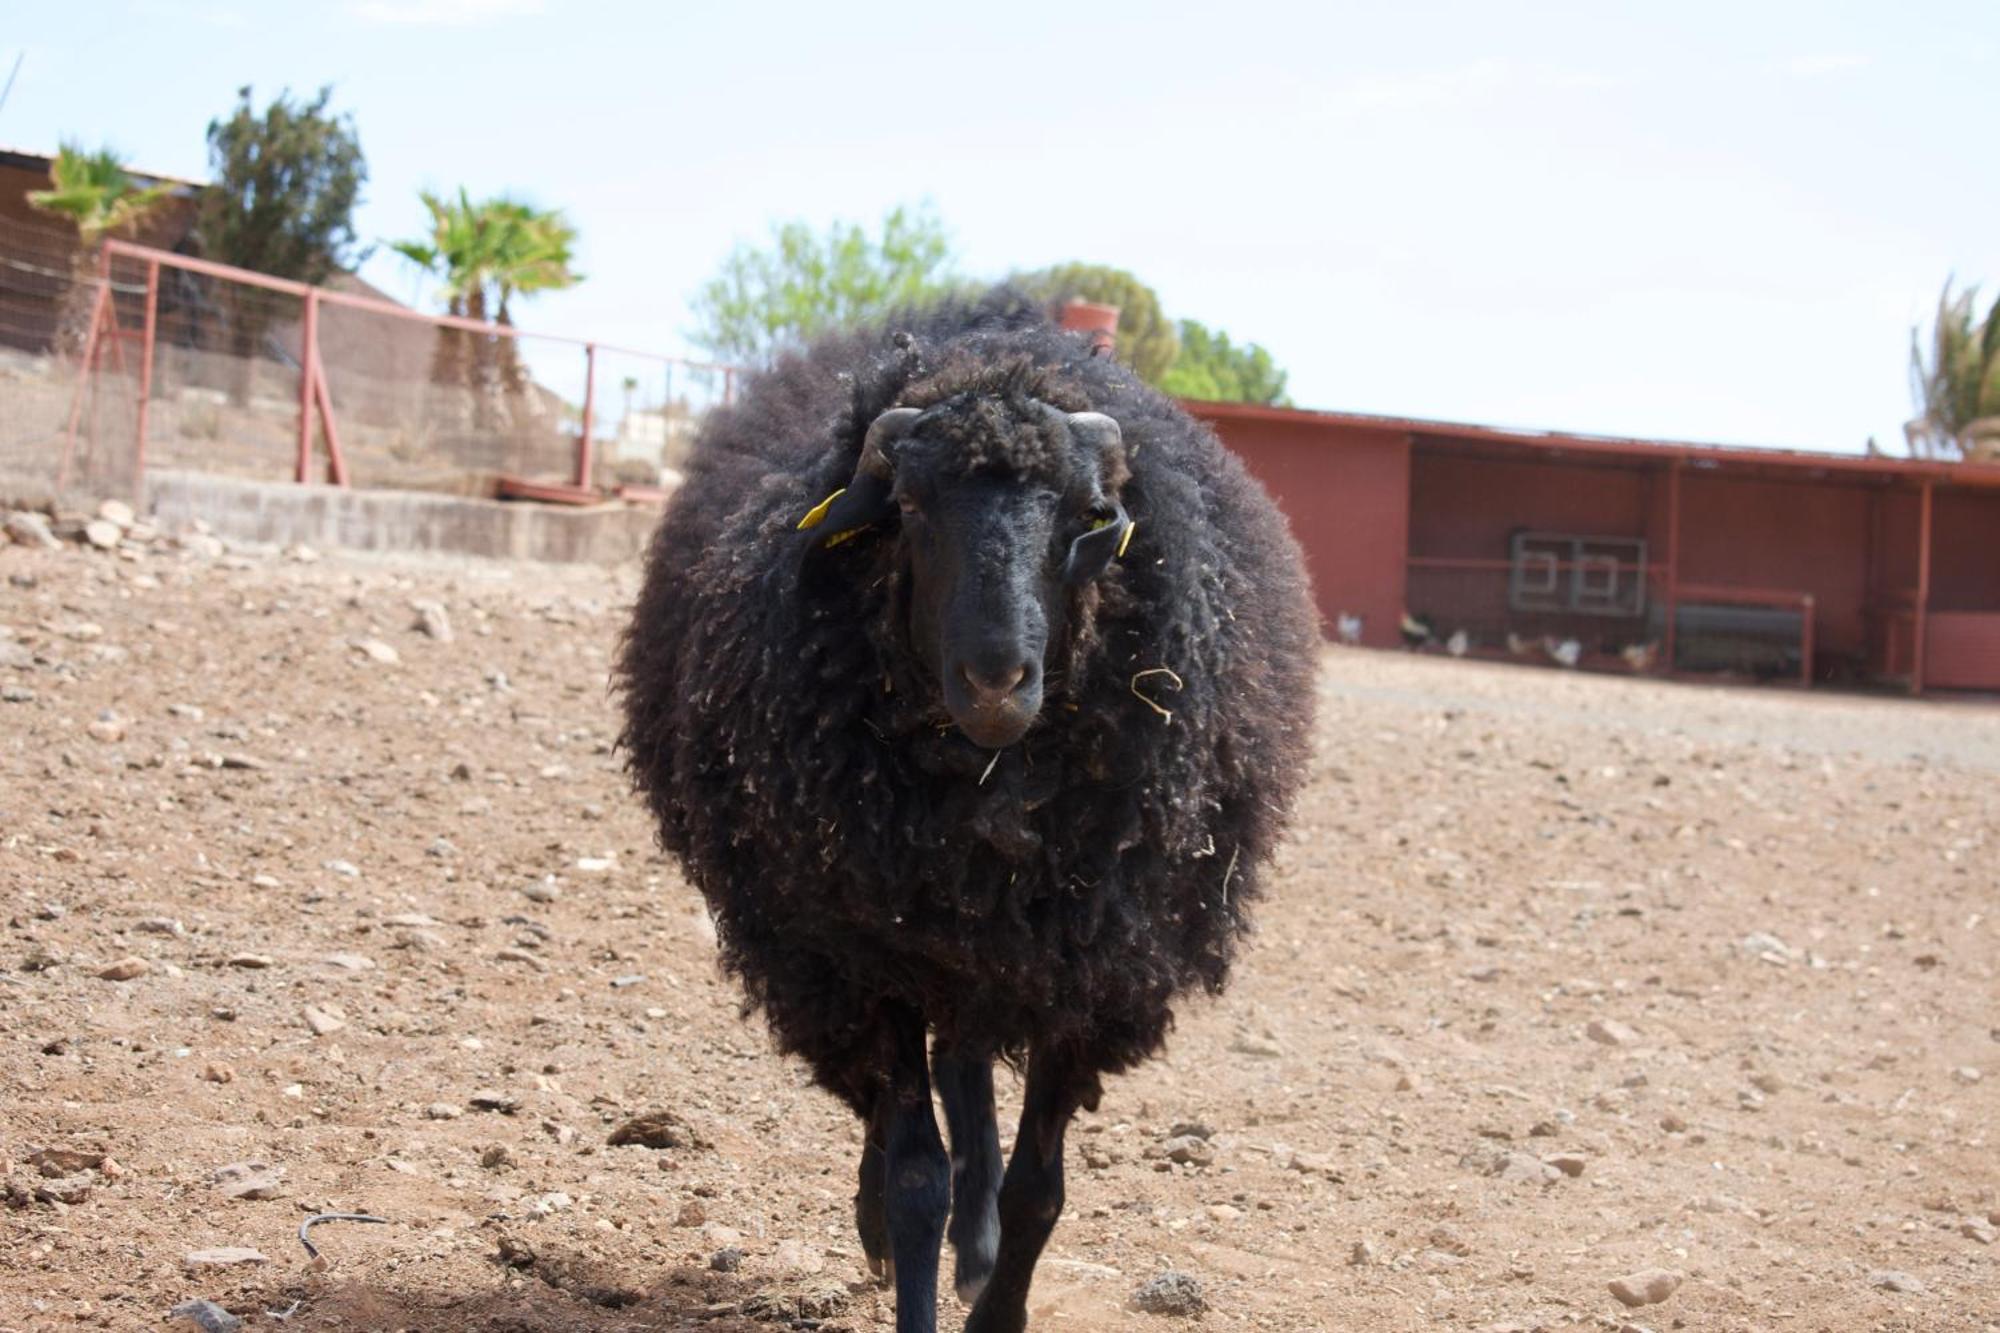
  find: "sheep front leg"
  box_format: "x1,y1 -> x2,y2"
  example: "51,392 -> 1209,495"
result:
961,1044 -> 1095,1333
883,1009 -> 951,1333
855,1094 -> 892,1281
933,1047 -> 1002,1303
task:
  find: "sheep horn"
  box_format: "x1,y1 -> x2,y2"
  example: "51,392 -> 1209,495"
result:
857,407 -> 922,480
799,407 -> 922,548
1064,412 -> 1122,455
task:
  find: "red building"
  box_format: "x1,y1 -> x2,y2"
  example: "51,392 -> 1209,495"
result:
1190,402 -> 2000,695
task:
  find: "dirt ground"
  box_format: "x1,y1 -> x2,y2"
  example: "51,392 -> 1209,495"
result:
2,530 -> 1996,1333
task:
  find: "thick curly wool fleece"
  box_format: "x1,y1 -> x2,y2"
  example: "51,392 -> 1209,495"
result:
617,292 -> 1319,1110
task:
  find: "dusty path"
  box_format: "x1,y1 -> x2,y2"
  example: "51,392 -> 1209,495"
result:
1,532 -> 1995,1332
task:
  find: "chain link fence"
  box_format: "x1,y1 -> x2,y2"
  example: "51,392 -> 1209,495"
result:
0,220 -> 737,505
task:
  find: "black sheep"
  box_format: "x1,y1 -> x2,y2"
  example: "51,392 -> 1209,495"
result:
617,293 -> 1318,1333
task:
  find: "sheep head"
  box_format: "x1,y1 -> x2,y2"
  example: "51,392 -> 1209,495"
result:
799,396 -> 1133,749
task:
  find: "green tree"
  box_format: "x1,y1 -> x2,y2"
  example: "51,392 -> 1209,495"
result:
1157,318 -> 1291,406
392,190 -> 581,409
689,203 -> 957,363
485,200 -> 581,396
392,188 -> 489,392
199,86 -> 365,283
26,142 -> 173,354
1908,279 -> 2000,461
197,85 -> 367,399
1012,262 -> 1178,384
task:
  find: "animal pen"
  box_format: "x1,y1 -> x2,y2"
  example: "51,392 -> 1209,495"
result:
1190,402 -> 2000,696
0,233 -> 737,506
6,222 -> 1996,696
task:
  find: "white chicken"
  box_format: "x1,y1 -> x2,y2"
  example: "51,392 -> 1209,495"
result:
1445,629 -> 1470,658
1543,636 -> 1583,668
1335,612 -> 1364,646
1620,640 -> 1660,672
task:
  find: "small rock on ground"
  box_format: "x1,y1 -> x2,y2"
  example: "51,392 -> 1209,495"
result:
35,1174 -> 93,1204
1544,1152 -> 1588,1177
772,1237 -> 825,1273
1490,1150 -> 1561,1184
412,600 -> 454,641
302,1005 -> 346,1036
1608,1268 -> 1684,1308
607,1109 -> 702,1150
1133,1270 -> 1208,1316
1587,1017 -> 1640,1047
212,1160 -> 285,1201
5,511 -> 60,549
168,1298 -> 243,1332
184,1248 -> 268,1268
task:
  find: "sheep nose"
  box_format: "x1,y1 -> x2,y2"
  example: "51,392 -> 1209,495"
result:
959,659 -> 1029,708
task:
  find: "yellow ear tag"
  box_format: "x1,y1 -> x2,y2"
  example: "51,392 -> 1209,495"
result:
1117,519 -> 1136,559
796,488 -> 845,531
822,527 -> 867,549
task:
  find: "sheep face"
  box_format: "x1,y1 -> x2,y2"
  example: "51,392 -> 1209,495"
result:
811,401 -> 1131,749
898,408 -> 1129,748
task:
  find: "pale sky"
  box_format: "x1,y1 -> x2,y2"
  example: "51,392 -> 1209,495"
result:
7,1 -> 1996,452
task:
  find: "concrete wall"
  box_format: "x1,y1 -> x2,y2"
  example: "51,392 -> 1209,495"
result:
145,470 -> 659,565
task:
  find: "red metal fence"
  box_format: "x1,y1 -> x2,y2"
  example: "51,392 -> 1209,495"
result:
1,227 -> 739,505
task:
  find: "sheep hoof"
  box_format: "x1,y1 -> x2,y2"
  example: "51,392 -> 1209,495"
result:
952,1199 -> 998,1304
868,1253 -> 894,1285
963,1300 -> 1027,1333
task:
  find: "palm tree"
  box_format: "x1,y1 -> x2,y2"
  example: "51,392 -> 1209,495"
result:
1908,279 -> 2000,462
391,188 -> 498,395
26,142 -> 173,356
486,201 -> 581,399
393,192 -> 581,412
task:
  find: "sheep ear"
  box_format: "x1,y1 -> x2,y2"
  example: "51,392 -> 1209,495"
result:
798,474 -> 893,548
798,407 -> 921,551
1063,505 -> 1133,585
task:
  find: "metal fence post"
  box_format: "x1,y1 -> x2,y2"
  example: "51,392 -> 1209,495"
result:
1662,459 -> 1682,672
576,342 -> 597,489
1913,478 -> 1933,696
134,259 -> 159,487
58,256 -> 113,491
296,289 -> 320,484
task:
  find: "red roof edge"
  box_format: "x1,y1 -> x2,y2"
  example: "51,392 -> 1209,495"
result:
1181,398 -> 2000,488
